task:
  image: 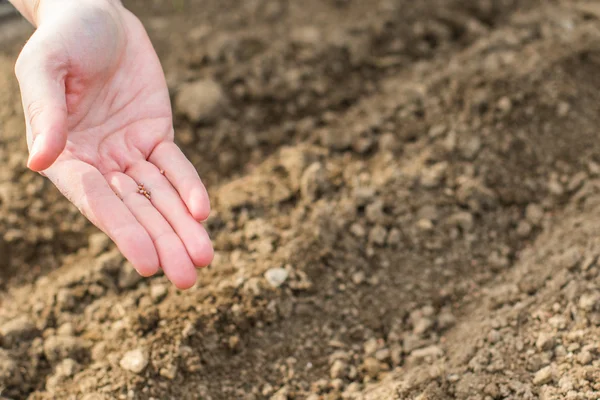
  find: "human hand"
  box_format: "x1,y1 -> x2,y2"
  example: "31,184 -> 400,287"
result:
14,0 -> 213,289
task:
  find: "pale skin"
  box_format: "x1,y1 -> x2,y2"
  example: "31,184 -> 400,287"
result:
8,0 -> 214,289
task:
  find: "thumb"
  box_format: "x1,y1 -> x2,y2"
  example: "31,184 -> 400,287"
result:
15,32 -> 68,172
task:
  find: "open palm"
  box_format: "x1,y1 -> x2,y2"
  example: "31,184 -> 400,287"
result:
15,1 -> 212,289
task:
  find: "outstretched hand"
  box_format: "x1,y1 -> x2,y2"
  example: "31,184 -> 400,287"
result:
14,0 -> 213,289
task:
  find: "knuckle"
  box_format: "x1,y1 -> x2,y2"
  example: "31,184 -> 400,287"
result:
26,100 -> 46,130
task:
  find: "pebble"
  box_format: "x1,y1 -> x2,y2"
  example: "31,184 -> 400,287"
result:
159,364 -> 178,380
386,229 -> 402,246
118,263 -> 143,289
437,311 -> 456,330
176,79 -> 226,124
43,336 -> 88,363
374,348 -> 390,362
525,204 -> 544,226
119,349 -> 149,374
363,338 -> 379,356
264,268 -> 289,288
350,223 -> 366,238
362,357 -> 380,378
487,330 -> 501,344
446,212 -> 474,232
56,289 -> 77,311
408,345 -> 443,365
150,284 -> 168,303
352,271 -> 366,285
330,359 -> 348,379
0,316 -> 37,345
88,232 -> 111,256
576,350 -> 592,365
368,225 -> 387,246
420,162 -> 448,188
413,318 -> 434,335
365,200 -> 386,224
459,136 -> 482,160
533,365 -> 555,386
0,348 -> 22,386
535,332 -> 556,352
578,292 -> 600,311
300,162 -> 327,201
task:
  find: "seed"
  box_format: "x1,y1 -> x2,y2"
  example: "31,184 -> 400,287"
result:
160,169 -> 165,175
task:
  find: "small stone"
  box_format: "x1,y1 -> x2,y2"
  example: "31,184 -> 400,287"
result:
533,365 -> 555,386
408,345 -> 443,365
413,318 -> 434,335
0,348 -> 22,386
352,271 -> 366,285
487,330 -> 501,344
516,220 -> 532,238
567,172 -> 587,193
379,133 -> 398,151
55,358 -> 79,378
95,250 -> 123,274
0,316 -> 38,345
579,292 -> 600,311
88,233 -> 111,256
330,359 -> 348,379
319,128 -> 353,150
176,79 -> 226,124
437,312 -> 456,330
362,357 -> 380,378
366,200 -> 386,224
368,225 -> 387,246
420,162 -> 448,188
350,223 -> 366,238
345,382 -> 362,394
43,336 -> 89,363
363,338 -> 379,356
57,323 -> 75,337
557,102 -> 570,117
428,124 -> 446,138
159,364 -> 178,380
375,348 -> 390,362
271,385 -> 290,400
264,268 -> 289,288
300,162 -> 328,201
118,263 -> 143,289
525,204 -> 544,225
484,382 -> 500,398
119,349 -> 149,374
386,229 -> 402,246
56,289 -> 77,311
576,350 -> 592,365
416,219 -> 434,231
459,136 -> 482,160
536,333 -> 556,352
150,284 -> 168,303
497,96 -> 512,113
228,335 -> 240,351
330,378 -> 345,391
446,212 -> 474,232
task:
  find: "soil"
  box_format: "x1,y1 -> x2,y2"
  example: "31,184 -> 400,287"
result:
1,0 -> 600,399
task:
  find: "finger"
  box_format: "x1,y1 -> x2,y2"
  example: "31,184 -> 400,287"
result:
14,30 -> 68,172
127,161 -> 214,268
106,172 -> 198,289
148,142 -> 210,221
45,160 -> 160,277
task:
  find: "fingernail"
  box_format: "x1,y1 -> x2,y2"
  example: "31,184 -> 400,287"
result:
27,136 -> 44,168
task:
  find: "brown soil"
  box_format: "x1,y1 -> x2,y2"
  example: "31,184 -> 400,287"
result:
2,0 -> 600,399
